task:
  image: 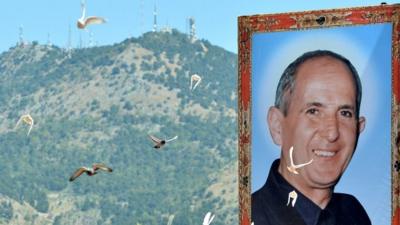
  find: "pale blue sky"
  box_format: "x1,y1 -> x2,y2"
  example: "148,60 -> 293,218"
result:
251,23 -> 392,225
0,0 -> 398,53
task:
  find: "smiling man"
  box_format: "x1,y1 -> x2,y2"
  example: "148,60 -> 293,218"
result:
251,50 -> 371,225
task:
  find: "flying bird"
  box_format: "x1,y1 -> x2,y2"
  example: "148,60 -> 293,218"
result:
190,74 -> 202,91
148,134 -> 178,149
286,146 -> 313,175
286,190 -> 298,207
15,114 -> 34,136
77,0 -> 106,29
167,214 -> 175,225
202,212 -> 215,225
69,163 -> 112,182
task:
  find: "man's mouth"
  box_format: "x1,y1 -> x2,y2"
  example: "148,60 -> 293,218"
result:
312,149 -> 336,157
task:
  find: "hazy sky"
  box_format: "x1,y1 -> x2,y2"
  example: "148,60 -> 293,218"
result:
0,0 -> 398,53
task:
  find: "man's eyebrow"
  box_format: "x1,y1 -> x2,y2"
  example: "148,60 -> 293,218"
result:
301,102 -> 355,111
305,102 -> 323,108
338,104 -> 355,111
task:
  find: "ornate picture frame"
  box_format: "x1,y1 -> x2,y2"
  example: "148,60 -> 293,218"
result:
238,4 -> 400,225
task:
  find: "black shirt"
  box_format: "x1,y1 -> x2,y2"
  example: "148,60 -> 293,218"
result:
252,159 -> 371,225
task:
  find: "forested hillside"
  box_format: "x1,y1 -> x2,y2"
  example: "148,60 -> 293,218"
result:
0,30 -> 238,225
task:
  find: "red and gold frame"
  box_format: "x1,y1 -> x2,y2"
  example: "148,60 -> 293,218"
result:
238,4 -> 400,225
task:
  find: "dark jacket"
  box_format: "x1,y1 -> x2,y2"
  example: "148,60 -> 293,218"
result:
252,159 -> 371,225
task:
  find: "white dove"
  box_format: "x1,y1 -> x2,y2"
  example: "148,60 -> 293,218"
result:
286,146 -> 313,175
148,134 -> 178,149
286,190 -> 298,207
202,212 -> 215,225
167,214 -> 175,225
190,74 -> 202,91
77,0 -> 106,29
15,114 -> 34,136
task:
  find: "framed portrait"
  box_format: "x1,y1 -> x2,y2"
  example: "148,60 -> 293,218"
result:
238,4 -> 400,225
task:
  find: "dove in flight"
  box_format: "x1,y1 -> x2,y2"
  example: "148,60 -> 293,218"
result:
286,146 -> 313,175
148,134 -> 178,149
190,74 -> 202,91
77,0 -> 106,29
69,163 -> 112,182
15,114 -> 34,136
202,212 -> 215,225
286,190 -> 298,207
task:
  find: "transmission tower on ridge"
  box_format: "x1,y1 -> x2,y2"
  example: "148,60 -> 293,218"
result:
67,25 -> 72,50
18,25 -> 26,47
153,3 -> 158,32
188,17 -> 197,42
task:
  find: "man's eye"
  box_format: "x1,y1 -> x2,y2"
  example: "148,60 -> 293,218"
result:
306,108 -> 318,115
340,110 -> 353,118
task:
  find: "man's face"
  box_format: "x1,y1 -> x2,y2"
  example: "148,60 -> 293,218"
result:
270,56 -> 365,189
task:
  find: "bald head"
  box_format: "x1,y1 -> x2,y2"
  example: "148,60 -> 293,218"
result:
274,50 -> 362,118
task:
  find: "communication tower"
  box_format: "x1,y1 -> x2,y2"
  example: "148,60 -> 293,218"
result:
153,4 -> 158,32
189,17 -> 197,42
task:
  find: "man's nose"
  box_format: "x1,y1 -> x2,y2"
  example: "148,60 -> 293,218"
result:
320,116 -> 339,142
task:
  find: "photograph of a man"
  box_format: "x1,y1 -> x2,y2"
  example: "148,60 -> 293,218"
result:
251,50 -> 371,225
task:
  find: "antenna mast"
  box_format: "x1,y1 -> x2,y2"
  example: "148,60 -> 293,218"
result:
189,17 -> 196,42
18,25 -> 25,46
153,3 -> 158,32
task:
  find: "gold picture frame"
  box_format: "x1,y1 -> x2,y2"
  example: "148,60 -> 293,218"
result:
238,4 -> 400,225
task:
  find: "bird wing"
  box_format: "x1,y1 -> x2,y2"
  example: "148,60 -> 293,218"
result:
289,191 -> 298,207
93,163 -> 113,172
15,117 -> 23,129
80,0 -> 86,20
165,136 -> 178,142
203,212 -> 211,225
289,146 -> 295,167
27,118 -> 34,136
27,125 -> 33,136
84,17 -> 106,26
191,74 -> 201,80
69,167 -> 87,181
167,215 -> 175,225
208,213 -> 215,225
203,212 -> 215,225
148,134 -> 161,144
190,74 -> 202,91
192,79 -> 201,90
293,158 -> 313,169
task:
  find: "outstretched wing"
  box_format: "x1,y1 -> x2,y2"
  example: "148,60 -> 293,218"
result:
203,212 -> 215,225
84,16 -> 106,26
165,136 -> 178,143
148,134 -> 162,144
289,146 -> 313,169
15,117 -> 23,129
167,214 -> 175,225
190,74 -> 202,91
27,118 -> 34,136
293,158 -> 313,169
93,163 -> 113,172
69,167 -> 87,182
289,146 -> 295,167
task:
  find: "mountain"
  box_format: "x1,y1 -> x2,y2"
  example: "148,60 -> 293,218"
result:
0,29 -> 238,225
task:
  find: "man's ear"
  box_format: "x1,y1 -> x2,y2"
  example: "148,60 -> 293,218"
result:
267,106 -> 284,146
358,116 -> 366,134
